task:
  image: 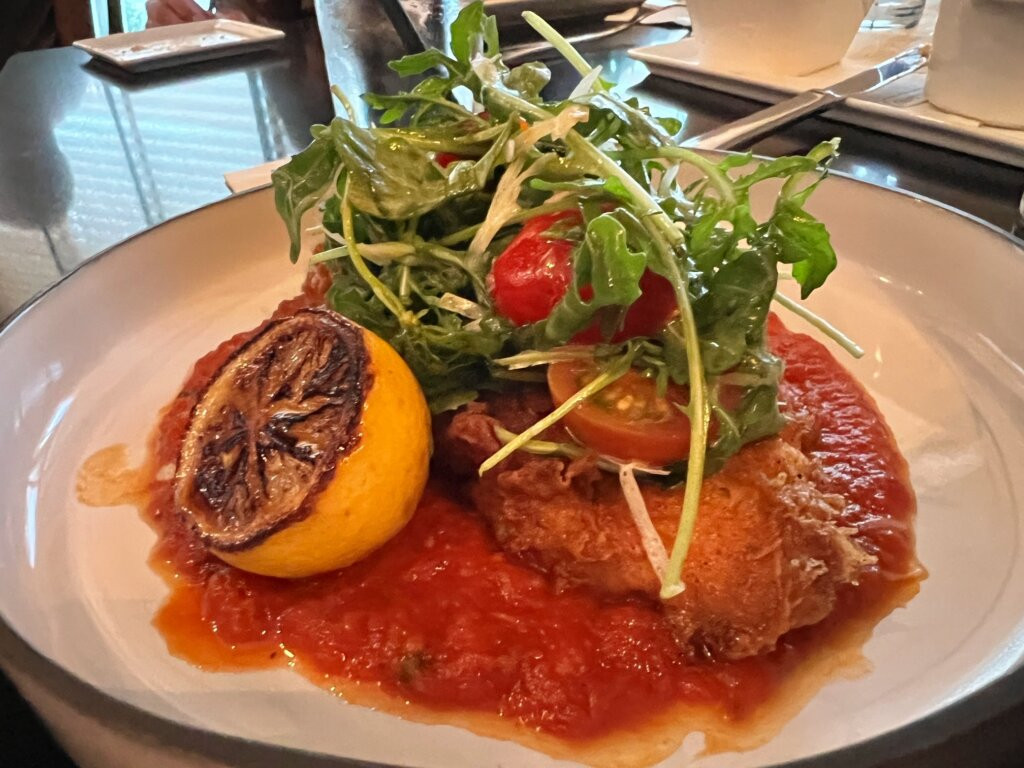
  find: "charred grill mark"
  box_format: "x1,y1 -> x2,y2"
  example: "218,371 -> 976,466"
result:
195,407 -> 250,514
260,416 -> 318,463
177,309 -> 372,551
304,335 -> 356,399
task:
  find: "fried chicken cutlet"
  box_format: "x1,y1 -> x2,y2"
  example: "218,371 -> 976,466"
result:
434,388 -> 874,660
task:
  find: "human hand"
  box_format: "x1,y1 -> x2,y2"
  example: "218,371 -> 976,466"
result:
146,0 -> 213,27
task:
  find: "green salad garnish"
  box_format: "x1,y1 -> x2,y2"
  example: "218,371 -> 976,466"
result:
271,2 -> 858,598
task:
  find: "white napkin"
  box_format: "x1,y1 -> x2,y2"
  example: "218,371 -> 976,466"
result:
224,158 -> 288,193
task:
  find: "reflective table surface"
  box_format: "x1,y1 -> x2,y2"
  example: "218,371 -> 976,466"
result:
1,5 -> 1022,320
1,1 -> 1022,765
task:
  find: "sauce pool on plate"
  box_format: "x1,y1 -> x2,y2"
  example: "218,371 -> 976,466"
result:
81,292 -> 921,767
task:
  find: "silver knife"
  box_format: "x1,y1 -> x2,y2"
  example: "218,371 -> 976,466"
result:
684,44 -> 930,151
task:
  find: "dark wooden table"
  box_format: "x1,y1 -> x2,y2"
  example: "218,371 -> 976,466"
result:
1,2 -> 1022,766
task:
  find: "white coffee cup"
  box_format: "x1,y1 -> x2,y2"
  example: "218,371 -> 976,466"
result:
686,0 -> 874,77
925,0 -> 1024,129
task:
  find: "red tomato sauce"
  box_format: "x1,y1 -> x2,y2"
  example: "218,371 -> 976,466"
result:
141,302 -> 918,744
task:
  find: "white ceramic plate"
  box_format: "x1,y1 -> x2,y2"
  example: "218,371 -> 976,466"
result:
628,35 -> 1024,169
1,180 -> 1023,768
73,20 -> 285,73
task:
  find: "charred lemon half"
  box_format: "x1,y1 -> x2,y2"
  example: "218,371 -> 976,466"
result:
174,308 -> 430,578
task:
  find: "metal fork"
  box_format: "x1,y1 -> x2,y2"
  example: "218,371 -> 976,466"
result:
503,3 -> 690,65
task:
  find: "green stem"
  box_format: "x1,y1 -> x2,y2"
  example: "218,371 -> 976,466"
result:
310,245 -> 348,264
437,198 -> 579,247
657,288 -> 708,600
493,425 -> 587,459
374,93 -> 484,123
772,292 -> 864,359
610,147 -> 736,205
521,11 -> 594,77
478,347 -> 637,475
418,242 -> 489,297
484,82 -> 710,599
781,139 -> 839,200
398,264 -> 411,299
557,138 -> 711,599
519,11 -> 674,148
494,345 -> 616,370
331,85 -> 358,123
341,188 -> 413,325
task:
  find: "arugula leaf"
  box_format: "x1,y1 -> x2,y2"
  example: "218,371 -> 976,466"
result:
529,175 -> 633,203
505,62 -> 551,100
324,117 -> 512,220
272,135 -> 338,263
326,256 -> 505,410
767,200 -> 837,298
389,49 -> 459,78
542,214 -> 646,342
705,370 -> 785,472
449,1 -> 499,65
696,249 -> 777,374
363,75 -> 475,125
325,259 -> 396,337
656,115 -> 683,138
582,94 -> 671,140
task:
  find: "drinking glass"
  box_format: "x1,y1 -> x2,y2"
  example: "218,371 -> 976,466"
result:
861,0 -> 926,28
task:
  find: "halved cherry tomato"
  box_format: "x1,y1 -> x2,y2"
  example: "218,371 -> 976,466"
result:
489,211 -> 678,339
548,360 -> 692,465
435,152 -> 463,168
547,361 -> 741,466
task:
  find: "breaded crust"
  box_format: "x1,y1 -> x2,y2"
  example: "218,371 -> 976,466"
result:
435,388 -> 873,660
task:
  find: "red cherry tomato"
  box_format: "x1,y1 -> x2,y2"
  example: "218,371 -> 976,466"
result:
547,361 -> 741,465
490,212 -> 678,339
435,152 -> 463,168
548,360 -> 693,465
489,211 -> 583,326
571,270 -> 678,344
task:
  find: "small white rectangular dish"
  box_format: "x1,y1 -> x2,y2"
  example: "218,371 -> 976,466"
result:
629,8 -> 1024,168
73,19 -> 285,73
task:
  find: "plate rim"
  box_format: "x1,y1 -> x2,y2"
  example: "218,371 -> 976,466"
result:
1,178 -> 1023,768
